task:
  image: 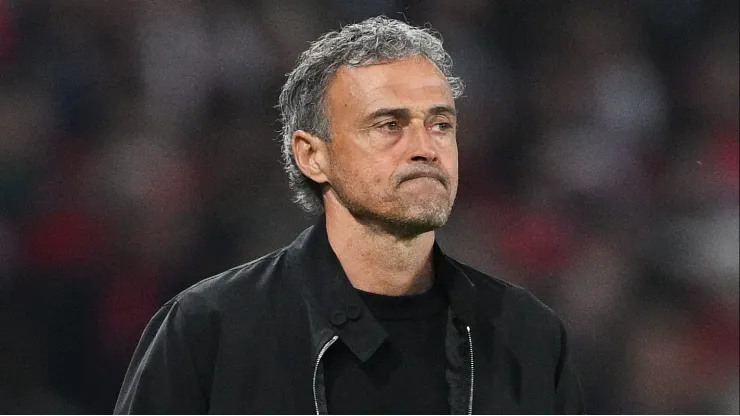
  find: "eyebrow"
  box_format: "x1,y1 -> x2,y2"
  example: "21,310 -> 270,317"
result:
429,105 -> 457,117
365,105 -> 457,122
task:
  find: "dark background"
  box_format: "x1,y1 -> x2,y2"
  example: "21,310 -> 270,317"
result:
0,0 -> 738,413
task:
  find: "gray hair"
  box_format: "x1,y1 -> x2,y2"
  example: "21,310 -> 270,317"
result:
278,16 -> 464,212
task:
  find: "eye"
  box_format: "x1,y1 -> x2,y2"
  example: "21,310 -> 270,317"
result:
378,120 -> 400,132
431,121 -> 454,133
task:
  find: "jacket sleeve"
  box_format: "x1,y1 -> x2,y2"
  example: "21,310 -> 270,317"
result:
554,320 -> 585,414
114,298 -> 209,414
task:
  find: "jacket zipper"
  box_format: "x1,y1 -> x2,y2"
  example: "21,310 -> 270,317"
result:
313,334 -> 339,415
466,325 -> 475,415
312,329 -> 473,414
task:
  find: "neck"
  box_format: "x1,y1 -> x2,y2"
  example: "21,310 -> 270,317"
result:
324,200 -> 436,296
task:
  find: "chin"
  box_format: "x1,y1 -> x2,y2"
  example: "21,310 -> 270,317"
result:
383,203 -> 452,238
395,218 -> 445,237
335,187 -> 454,237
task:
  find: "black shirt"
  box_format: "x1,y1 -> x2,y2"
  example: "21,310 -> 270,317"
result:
324,282 -> 449,414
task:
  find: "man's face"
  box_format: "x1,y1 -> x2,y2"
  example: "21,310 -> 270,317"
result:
322,56 -> 459,237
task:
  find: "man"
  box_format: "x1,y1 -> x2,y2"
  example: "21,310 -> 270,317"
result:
115,16 -> 584,414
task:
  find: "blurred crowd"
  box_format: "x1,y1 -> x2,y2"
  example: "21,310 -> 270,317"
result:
0,0 -> 737,413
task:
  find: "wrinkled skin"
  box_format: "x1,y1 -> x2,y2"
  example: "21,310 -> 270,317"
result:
321,56 -> 459,238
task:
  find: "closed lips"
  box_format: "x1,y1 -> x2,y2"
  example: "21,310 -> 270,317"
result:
398,169 -> 448,187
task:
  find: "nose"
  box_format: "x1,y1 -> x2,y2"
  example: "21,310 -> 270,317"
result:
407,121 -> 438,163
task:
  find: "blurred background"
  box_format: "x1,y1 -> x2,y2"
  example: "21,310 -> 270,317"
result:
0,0 -> 738,413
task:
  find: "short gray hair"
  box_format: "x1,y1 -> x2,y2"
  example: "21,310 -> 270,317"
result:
278,16 -> 464,212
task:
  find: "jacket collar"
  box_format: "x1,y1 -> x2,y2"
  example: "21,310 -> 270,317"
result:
287,215 -> 479,362
433,242 -> 478,326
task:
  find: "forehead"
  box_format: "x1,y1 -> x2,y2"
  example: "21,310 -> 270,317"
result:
325,56 -> 454,118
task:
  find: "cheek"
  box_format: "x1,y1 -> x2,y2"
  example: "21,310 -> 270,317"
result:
334,155 -> 384,193
354,152 -> 396,187
366,163 -> 393,192
443,146 -> 459,176
330,141 -> 400,194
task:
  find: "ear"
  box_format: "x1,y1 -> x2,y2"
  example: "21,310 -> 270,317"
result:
292,130 -> 330,184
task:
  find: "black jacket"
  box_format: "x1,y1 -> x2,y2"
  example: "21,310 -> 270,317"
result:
114,218 -> 584,414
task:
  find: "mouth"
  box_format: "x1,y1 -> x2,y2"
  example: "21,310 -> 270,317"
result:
398,170 -> 448,188
405,176 -> 442,184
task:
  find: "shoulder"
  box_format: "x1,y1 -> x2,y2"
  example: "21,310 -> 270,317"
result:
450,257 -> 562,331
450,258 -> 567,364
169,247 -> 292,316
